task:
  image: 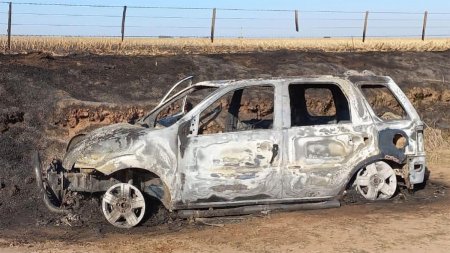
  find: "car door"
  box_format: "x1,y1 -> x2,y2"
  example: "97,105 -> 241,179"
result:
282,82 -> 371,199
178,84 -> 283,207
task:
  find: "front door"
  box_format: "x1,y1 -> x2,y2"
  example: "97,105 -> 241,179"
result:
179,84 -> 283,206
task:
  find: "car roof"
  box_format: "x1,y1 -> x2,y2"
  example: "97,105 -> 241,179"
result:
193,73 -> 391,88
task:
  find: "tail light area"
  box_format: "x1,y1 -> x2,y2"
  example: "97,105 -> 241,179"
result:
416,126 -> 425,154
404,125 -> 426,187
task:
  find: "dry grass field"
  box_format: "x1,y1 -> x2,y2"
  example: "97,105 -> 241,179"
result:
425,127 -> 450,162
1,36 -> 450,55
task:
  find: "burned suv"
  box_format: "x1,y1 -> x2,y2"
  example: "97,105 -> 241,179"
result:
34,72 -> 426,228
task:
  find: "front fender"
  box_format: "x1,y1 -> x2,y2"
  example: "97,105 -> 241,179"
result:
95,153 -> 176,209
96,154 -> 172,181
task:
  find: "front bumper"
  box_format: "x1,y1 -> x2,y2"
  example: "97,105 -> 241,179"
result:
34,152 -> 120,208
33,152 -> 69,213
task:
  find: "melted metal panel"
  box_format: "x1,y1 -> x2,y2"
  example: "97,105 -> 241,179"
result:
283,123 -> 378,198
62,123 -> 179,208
180,130 -> 282,205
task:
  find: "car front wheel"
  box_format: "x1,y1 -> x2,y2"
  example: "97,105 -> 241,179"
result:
101,183 -> 146,228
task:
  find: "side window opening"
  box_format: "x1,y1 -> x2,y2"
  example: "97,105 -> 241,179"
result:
360,85 -> 408,121
289,83 -> 350,127
198,85 -> 274,135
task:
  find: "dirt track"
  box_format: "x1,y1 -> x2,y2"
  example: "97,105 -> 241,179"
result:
1,50 -> 450,252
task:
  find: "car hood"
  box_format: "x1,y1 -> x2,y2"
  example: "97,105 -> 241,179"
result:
62,123 -> 148,170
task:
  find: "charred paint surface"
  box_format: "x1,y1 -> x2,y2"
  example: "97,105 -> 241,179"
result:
283,123 -> 377,198
180,130 -> 282,204
61,122 -> 179,208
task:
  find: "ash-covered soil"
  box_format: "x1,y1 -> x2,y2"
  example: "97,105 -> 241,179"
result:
0,50 -> 450,236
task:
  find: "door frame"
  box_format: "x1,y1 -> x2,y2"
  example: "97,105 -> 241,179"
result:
176,82 -> 285,208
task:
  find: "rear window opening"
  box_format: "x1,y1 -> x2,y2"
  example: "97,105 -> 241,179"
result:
360,85 -> 408,121
289,83 -> 351,127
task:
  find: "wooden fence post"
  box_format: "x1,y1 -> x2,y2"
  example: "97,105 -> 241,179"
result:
7,2 -> 12,50
294,10 -> 299,32
421,11 -> 428,41
210,8 -> 216,43
362,11 -> 369,42
121,5 -> 127,42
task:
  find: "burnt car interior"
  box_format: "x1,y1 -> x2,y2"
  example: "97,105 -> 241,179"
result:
289,83 -> 351,126
198,85 -> 274,134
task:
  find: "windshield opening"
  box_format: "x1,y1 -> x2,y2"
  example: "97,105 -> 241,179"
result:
140,86 -> 217,128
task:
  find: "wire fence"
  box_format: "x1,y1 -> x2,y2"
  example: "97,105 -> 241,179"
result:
0,1 -> 449,48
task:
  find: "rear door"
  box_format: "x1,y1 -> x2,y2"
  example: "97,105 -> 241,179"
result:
282,82 -> 372,199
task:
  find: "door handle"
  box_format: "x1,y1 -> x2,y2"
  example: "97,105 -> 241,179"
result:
270,144 -> 279,165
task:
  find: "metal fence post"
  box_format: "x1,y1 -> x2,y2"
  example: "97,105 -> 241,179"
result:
7,2 -> 12,50
210,8 -> 216,43
294,10 -> 299,32
121,5 -> 127,42
421,11 -> 428,41
362,11 -> 369,42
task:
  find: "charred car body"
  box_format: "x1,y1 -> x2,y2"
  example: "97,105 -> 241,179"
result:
34,72 -> 426,228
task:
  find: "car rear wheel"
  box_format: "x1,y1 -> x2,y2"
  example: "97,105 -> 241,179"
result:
355,161 -> 397,200
102,183 -> 146,228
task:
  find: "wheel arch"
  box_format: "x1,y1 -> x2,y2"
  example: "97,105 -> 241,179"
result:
107,167 -> 173,210
340,154 -> 404,195
97,154 -> 175,210
66,133 -> 86,152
